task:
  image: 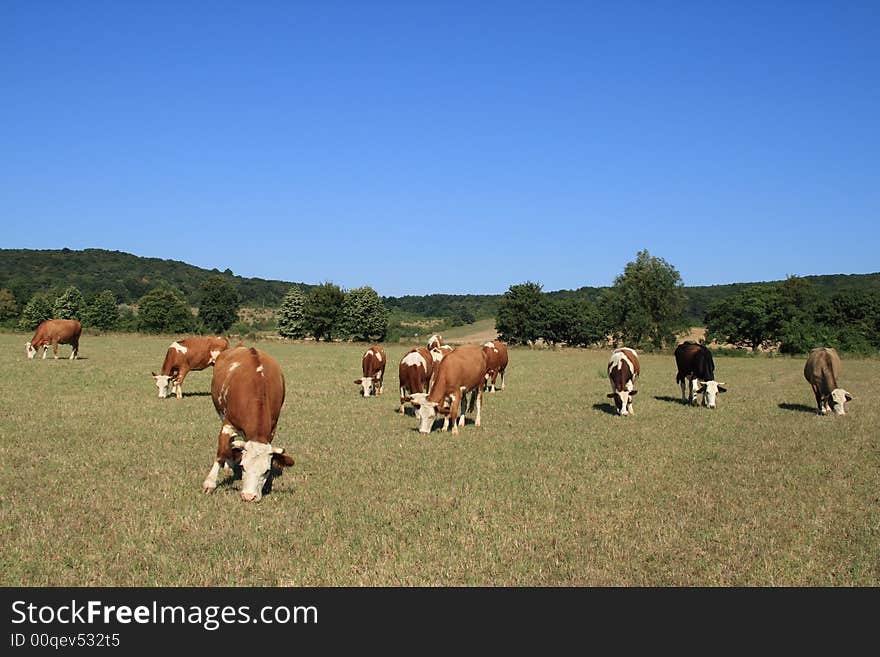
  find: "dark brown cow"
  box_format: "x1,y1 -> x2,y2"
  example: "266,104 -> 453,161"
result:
354,345 -> 386,397
674,341 -> 726,408
398,347 -> 434,414
482,340 -> 509,392
202,346 -> 294,502
151,336 -> 229,399
407,343 -> 488,435
607,347 -> 639,416
804,347 -> 852,416
26,319 -> 82,360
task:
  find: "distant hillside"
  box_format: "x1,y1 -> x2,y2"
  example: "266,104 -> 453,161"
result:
0,248 -> 310,306
1,248 -> 878,324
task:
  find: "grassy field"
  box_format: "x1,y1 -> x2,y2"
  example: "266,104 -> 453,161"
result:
0,333 -> 877,586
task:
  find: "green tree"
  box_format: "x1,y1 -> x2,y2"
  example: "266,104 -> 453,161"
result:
495,281 -> 550,345
599,250 -> 687,350
198,275 -> 240,333
0,288 -> 18,322
775,276 -> 828,354
705,284 -> 782,351
341,286 -> 388,341
53,286 -> 85,320
277,287 -> 308,339
18,294 -> 54,330
82,290 -> 119,331
544,297 -> 605,347
305,282 -> 345,341
137,288 -> 193,334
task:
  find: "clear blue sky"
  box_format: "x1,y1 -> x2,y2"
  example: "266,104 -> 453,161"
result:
2,1 -> 878,296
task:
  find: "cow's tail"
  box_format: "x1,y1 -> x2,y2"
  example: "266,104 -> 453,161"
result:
249,348 -> 272,441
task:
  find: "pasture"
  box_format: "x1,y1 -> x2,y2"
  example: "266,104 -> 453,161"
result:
0,333 -> 877,586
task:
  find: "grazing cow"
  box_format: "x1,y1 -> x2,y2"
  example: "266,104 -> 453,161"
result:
482,340 -> 509,392
151,336 -> 229,399
26,319 -> 81,360
427,334 -> 443,350
804,347 -> 852,416
202,346 -> 294,502
398,347 -> 434,413
406,344 -> 488,435
607,347 -> 639,416
354,345 -> 386,397
674,342 -> 726,408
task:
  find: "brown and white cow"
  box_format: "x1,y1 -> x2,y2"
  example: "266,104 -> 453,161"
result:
398,347 -> 434,414
151,336 -> 229,399
804,347 -> 852,416
674,342 -> 726,408
354,345 -> 386,397
607,347 -> 639,416
482,340 -> 509,392
406,343 -> 488,435
427,334 -> 444,350
26,319 -> 82,360
202,346 -> 294,502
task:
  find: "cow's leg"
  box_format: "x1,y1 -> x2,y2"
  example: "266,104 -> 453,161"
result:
813,387 -> 826,415
475,387 -> 482,427
377,372 -> 384,395
399,387 -> 406,414
680,377 -> 687,403
175,366 -> 191,399
499,368 -> 505,391
627,393 -> 635,416
52,340 -> 59,359
69,338 -> 79,360
448,392 -> 460,434
41,344 -> 49,359
203,424 -> 236,493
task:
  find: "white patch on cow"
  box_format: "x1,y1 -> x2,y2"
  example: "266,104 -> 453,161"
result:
403,350 -> 427,373
608,349 -> 636,377
430,348 -> 443,363
221,424 -> 237,436
25,343 -> 36,359
697,380 -> 726,409
428,335 -> 442,349
407,393 -> 436,433
229,361 -> 240,372
256,365 -> 264,372
171,341 -> 188,354
209,349 -> 221,363
483,341 -> 495,349
237,441 -> 280,502
373,350 -> 383,362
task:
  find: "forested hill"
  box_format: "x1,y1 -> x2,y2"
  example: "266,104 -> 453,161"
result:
2,248 -> 878,322
0,248 -> 309,307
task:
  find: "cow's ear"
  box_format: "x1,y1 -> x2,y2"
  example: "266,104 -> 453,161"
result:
271,450 -> 295,470
606,393 -> 615,398
845,392 -> 853,401
353,379 -> 362,385
629,389 -> 638,395
151,372 -> 157,378
696,385 -> 706,394
717,385 -> 727,393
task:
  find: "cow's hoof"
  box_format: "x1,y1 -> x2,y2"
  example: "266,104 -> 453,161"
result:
202,482 -> 217,494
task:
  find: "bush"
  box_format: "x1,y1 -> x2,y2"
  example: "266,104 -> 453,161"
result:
136,288 -> 194,334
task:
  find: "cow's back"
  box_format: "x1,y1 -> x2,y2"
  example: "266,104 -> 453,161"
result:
212,346 -> 285,442
429,344 -> 488,403
35,319 -> 81,341
804,347 -> 840,394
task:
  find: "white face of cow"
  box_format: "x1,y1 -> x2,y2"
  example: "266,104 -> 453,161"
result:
407,393 -> 437,433
696,380 -> 727,409
354,377 -> 379,397
233,440 -> 286,502
152,373 -> 173,398
25,342 -> 37,359
830,388 -> 852,415
607,389 -> 637,416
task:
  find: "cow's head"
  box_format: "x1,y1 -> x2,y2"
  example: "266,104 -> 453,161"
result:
428,334 -> 442,350
406,393 -> 438,433
695,380 -> 727,409
830,388 -> 852,415
231,440 -> 295,502
152,372 -> 174,399
354,376 -> 380,397
25,342 -> 37,359
607,389 -> 637,416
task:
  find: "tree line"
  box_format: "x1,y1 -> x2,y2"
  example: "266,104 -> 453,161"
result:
3,277 -> 390,342
495,251 -> 880,354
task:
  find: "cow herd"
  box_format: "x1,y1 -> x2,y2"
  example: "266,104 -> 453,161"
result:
23,318 -> 855,502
